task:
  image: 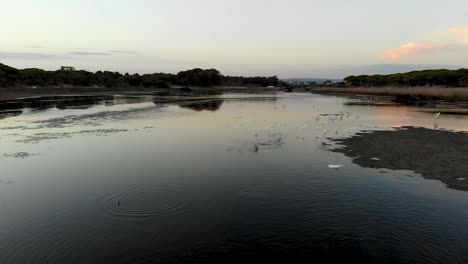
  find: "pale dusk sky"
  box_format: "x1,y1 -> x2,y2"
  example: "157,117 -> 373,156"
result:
1,0 -> 467,78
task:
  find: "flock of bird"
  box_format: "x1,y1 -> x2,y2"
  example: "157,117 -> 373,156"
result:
232,101 -> 444,169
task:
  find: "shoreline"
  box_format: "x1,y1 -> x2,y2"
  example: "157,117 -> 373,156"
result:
331,127 -> 468,191
311,87 -> 468,101
0,86 -> 284,101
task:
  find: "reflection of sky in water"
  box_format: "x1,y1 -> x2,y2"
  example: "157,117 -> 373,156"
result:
357,105 -> 468,131
1,93 -> 467,169
1,93 -> 468,263
1,93 -> 467,167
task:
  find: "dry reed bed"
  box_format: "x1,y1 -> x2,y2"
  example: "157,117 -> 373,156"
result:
314,87 -> 468,100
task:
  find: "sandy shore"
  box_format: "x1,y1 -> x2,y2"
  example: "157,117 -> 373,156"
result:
331,127 -> 468,191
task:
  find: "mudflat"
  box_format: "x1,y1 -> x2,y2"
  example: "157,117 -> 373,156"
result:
331,127 -> 468,190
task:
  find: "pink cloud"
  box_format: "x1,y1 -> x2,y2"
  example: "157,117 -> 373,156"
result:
379,25 -> 468,62
436,26 -> 468,44
379,42 -> 446,62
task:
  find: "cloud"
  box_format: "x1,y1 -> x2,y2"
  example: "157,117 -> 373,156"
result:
0,52 -> 70,60
108,50 -> 137,54
379,25 -> 468,62
379,42 -> 447,62
435,26 -> 468,44
70,50 -> 137,56
70,51 -> 111,56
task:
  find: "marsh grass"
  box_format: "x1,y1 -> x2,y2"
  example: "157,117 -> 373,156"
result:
313,87 -> 468,100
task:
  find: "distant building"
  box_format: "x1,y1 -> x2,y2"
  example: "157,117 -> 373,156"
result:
60,66 -> 75,71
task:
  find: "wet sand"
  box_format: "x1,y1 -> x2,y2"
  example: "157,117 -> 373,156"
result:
331,127 -> 468,191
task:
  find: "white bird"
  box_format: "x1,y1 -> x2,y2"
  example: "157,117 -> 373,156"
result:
328,164 -> 343,169
435,112 -> 441,118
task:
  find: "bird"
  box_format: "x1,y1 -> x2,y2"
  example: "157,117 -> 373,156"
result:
435,112 -> 441,118
253,144 -> 259,153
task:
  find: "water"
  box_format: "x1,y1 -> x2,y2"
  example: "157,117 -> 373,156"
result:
1,93 -> 467,263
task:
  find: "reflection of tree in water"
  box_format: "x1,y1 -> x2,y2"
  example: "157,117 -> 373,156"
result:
0,111 -> 22,120
0,95 -> 153,114
28,100 -> 57,110
55,100 -> 96,110
0,96 -> 106,112
179,100 -> 224,112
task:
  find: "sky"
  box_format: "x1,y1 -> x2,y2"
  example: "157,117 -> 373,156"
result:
1,0 -> 467,78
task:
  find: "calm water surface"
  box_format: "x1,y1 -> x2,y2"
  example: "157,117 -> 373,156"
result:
1,93 -> 468,263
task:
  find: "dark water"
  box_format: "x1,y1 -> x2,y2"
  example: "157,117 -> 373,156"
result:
1,93 -> 468,263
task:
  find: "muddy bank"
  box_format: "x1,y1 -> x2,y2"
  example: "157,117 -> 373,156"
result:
331,127 -> 468,191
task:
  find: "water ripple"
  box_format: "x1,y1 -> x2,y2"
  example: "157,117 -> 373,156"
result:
98,188 -> 189,219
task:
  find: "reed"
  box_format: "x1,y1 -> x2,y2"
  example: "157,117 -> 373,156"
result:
313,87 -> 468,100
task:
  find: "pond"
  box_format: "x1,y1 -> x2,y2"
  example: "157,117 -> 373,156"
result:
1,93 -> 467,263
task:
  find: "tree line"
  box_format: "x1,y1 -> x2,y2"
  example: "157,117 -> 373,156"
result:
344,69 -> 468,88
0,63 -> 279,88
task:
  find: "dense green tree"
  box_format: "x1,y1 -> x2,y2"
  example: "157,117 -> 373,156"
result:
344,69 -> 468,88
177,68 -> 222,87
1,62 -> 467,89
0,63 -> 283,88
119,73 -> 143,87
0,63 -> 20,87
20,68 -> 52,85
53,70 -> 94,86
94,71 -> 122,87
141,74 -> 170,88
222,75 -> 279,87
